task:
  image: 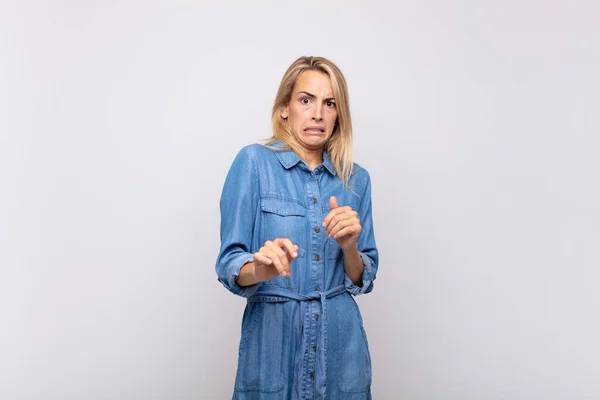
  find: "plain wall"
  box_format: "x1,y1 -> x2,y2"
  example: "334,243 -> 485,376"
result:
1,1 -> 598,399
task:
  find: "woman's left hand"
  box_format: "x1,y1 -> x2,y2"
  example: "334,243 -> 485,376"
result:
322,196 -> 362,251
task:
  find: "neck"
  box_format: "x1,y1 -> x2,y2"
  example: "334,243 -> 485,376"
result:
302,149 -> 323,171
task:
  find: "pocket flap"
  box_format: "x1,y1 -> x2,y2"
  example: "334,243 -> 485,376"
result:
261,198 -> 306,217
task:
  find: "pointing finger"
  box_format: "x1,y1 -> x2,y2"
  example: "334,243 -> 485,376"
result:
254,252 -> 272,265
274,238 -> 298,258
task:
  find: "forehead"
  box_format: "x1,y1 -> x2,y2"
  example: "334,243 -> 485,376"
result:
293,70 -> 334,96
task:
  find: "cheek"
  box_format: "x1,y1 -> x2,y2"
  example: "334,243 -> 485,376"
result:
327,112 -> 338,126
287,106 -> 299,120
290,109 -> 310,124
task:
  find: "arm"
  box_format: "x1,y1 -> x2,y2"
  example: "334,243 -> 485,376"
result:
323,170 -> 379,295
342,242 -> 364,286
235,262 -> 261,287
344,170 -> 379,295
347,170 -> 379,295
215,147 -> 261,298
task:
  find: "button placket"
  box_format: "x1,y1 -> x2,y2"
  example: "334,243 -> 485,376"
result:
305,167 -> 324,391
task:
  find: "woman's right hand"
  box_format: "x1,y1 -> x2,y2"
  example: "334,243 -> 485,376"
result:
253,238 -> 298,281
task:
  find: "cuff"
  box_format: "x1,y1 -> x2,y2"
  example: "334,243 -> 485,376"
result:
344,251 -> 376,295
220,253 -> 261,298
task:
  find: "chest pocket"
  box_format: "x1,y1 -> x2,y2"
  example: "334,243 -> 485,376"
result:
260,197 -> 308,247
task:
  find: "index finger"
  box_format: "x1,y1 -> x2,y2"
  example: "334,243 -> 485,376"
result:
274,238 -> 299,258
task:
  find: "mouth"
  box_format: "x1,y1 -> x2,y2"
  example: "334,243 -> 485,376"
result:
303,127 -> 326,134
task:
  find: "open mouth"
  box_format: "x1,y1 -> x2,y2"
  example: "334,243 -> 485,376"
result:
303,128 -> 325,134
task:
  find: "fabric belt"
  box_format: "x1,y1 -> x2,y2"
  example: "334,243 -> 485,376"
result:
247,284 -> 346,397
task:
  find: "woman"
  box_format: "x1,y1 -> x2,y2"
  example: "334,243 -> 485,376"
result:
216,56 -> 379,399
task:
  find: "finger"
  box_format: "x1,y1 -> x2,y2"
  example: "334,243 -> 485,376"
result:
329,216 -> 359,238
333,224 -> 362,240
266,243 -> 291,276
254,252 -> 272,265
274,238 -> 298,258
286,251 -> 296,263
330,196 -> 339,210
322,196 -> 339,228
328,217 -> 355,238
323,203 -> 354,228
322,205 -> 344,228
262,248 -> 288,277
275,247 -> 292,276
326,210 -> 354,236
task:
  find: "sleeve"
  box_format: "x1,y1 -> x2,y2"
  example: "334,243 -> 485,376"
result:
215,146 -> 262,298
345,170 -> 379,295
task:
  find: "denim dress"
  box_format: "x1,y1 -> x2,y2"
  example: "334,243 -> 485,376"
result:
216,141 -> 379,399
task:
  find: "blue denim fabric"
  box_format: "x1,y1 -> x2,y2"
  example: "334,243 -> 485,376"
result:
216,142 -> 379,399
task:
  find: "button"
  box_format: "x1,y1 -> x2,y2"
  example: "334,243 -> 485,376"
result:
314,254 -> 320,261
310,373 -> 315,381
315,286 -> 321,292
315,314 -> 319,321
316,179 -> 319,183
315,226 -> 320,233
312,345 -> 317,352
312,197 -> 317,204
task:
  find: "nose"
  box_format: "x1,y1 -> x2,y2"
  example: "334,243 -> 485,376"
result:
312,105 -> 323,122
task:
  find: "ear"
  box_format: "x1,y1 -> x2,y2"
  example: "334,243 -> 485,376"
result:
280,104 -> 289,119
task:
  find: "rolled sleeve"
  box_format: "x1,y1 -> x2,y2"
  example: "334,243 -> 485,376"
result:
344,251 -> 376,295
218,252 -> 261,298
344,168 -> 379,296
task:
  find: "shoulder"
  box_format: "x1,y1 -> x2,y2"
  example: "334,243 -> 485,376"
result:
344,162 -> 373,201
232,143 -> 270,164
350,162 -> 372,187
230,144 -> 282,177
235,143 -> 277,159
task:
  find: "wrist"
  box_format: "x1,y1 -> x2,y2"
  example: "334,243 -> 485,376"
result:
341,242 -> 359,254
250,262 -> 268,283
249,262 -> 259,281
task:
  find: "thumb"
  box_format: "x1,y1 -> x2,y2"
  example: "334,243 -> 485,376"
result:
329,196 -> 339,210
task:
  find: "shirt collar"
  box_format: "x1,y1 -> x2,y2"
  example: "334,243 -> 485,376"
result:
272,141 -> 302,169
271,141 -> 337,176
322,151 -> 337,176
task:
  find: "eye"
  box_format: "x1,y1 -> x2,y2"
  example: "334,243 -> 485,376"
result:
300,97 -> 311,105
326,101 -> 336,108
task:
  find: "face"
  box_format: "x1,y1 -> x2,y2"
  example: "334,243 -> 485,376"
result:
281,70 -> 338,152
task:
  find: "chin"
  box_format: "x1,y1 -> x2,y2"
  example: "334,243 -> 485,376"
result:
300,135 -> 328,148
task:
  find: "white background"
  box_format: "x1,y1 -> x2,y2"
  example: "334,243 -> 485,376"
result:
1,1 -> 599,399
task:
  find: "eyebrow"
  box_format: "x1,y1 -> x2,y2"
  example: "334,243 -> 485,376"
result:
298,91 -> 336,101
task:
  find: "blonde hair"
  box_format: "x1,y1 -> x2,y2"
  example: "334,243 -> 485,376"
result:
264,56 -> 354,188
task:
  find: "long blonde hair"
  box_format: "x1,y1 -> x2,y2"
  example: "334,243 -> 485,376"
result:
264,56 -> 354,188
